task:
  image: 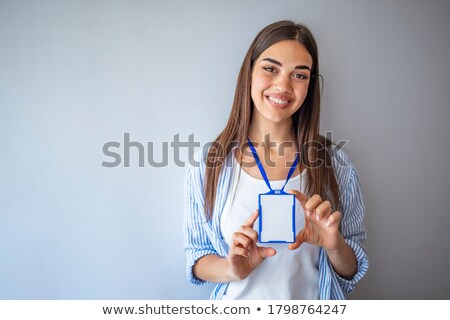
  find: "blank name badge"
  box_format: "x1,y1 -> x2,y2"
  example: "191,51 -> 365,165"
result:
258,193 -> 296,243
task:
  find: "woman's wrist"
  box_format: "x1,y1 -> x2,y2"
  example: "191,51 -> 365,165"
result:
325,235 -> 358,280
224,257 -> 240,282
325,233 -> 346,255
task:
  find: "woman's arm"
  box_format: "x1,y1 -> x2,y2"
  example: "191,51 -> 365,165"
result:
193,210 -> 276,283
331,164 -> 369,292
193,254 -> 235,283
325,235 -> 357,279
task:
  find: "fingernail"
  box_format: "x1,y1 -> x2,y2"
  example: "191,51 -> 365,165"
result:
327,220 -> 332,227
316,214 -> 320,221
306,211 -> 311,216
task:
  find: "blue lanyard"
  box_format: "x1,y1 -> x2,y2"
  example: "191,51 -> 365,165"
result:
247,137 -> 300,193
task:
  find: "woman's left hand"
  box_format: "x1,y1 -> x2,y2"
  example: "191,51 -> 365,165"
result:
287,190 -> 344,252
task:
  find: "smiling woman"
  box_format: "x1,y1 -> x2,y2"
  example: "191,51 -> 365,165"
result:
251,40 -> 312,124
183,20 -> 368,300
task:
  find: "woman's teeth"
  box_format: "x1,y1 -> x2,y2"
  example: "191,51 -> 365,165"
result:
268,96 -> 289,104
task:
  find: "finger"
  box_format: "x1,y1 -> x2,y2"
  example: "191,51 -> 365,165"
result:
239,226 -> 258,243
326,211 -> 342,228
229,246 -> 248,259
232,232 -> 252,250
288,230 -> 307,250
315,200 -> 331,222
243,209 -> 259,228
305,194 -> 323,217
257,246 -> 276,258
287,190 -> 309,208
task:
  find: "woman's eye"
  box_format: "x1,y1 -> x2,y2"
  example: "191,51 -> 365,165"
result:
294,73 -> 308,80
293,73 -> 308,80
263,66 -> 276,73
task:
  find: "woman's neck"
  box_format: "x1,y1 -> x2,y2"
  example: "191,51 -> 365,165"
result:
248,116 -> 295,146
242,114 -> 300,174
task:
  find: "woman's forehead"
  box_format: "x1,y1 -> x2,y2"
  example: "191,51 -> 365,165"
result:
257,40 -> 313,68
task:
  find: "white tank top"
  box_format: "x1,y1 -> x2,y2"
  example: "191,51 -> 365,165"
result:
220,156 -> 320,300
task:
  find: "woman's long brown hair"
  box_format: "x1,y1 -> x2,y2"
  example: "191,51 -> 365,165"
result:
204,20 -> 340,220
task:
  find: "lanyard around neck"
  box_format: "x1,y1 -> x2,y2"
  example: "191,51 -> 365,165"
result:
247,137 -> 300,193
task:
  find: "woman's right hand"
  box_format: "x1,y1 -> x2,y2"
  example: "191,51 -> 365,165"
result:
227,209 -> 276,281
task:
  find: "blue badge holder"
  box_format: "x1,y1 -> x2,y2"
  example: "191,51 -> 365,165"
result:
258,190 -> 296,243
247,137 -> 299,244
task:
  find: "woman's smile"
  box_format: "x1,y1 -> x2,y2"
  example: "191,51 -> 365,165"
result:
265,94 -> 293,108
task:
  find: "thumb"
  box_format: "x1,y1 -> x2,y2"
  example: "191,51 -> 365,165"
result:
258,246 -> 277,258
288,229 -> 307,250
288,189 -> 309,209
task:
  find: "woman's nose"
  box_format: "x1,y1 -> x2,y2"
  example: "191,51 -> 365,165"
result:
273,74 -> 292,93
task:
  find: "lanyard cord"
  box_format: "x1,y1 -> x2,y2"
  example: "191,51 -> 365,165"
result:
247,137 -> 300,192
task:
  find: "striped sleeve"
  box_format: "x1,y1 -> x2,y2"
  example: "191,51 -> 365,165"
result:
183,158 -> 217,286
333,148 -> 369,294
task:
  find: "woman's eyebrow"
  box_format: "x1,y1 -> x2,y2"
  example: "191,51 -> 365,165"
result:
261,57 -> 311,71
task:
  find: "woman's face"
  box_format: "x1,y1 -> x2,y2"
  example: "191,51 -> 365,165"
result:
251,40 -> 313,125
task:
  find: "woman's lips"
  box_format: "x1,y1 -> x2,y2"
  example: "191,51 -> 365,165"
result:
265,95 -> 292,108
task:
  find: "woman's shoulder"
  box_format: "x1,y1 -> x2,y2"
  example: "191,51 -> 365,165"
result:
185,147 -> 235,177
184,147 -> 235,205
328,144 -> 354,168
184,149 -> 208,189
325,142 -> 359,191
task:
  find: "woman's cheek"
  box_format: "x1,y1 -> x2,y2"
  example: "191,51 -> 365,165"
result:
253,75 -> 271,91
295,83 -> 309,101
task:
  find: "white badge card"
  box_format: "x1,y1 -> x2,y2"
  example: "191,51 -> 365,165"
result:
258,193 -> 296,243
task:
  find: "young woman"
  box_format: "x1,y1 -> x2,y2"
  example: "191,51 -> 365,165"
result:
183,20 -> 368,299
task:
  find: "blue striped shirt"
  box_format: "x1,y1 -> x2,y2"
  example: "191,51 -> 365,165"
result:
183,145 -> 369,299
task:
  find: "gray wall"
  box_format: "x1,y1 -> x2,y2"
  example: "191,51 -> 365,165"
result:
1,0 -> 449,299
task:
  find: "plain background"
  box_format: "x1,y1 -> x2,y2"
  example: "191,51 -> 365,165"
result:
1,0 -> 449,299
